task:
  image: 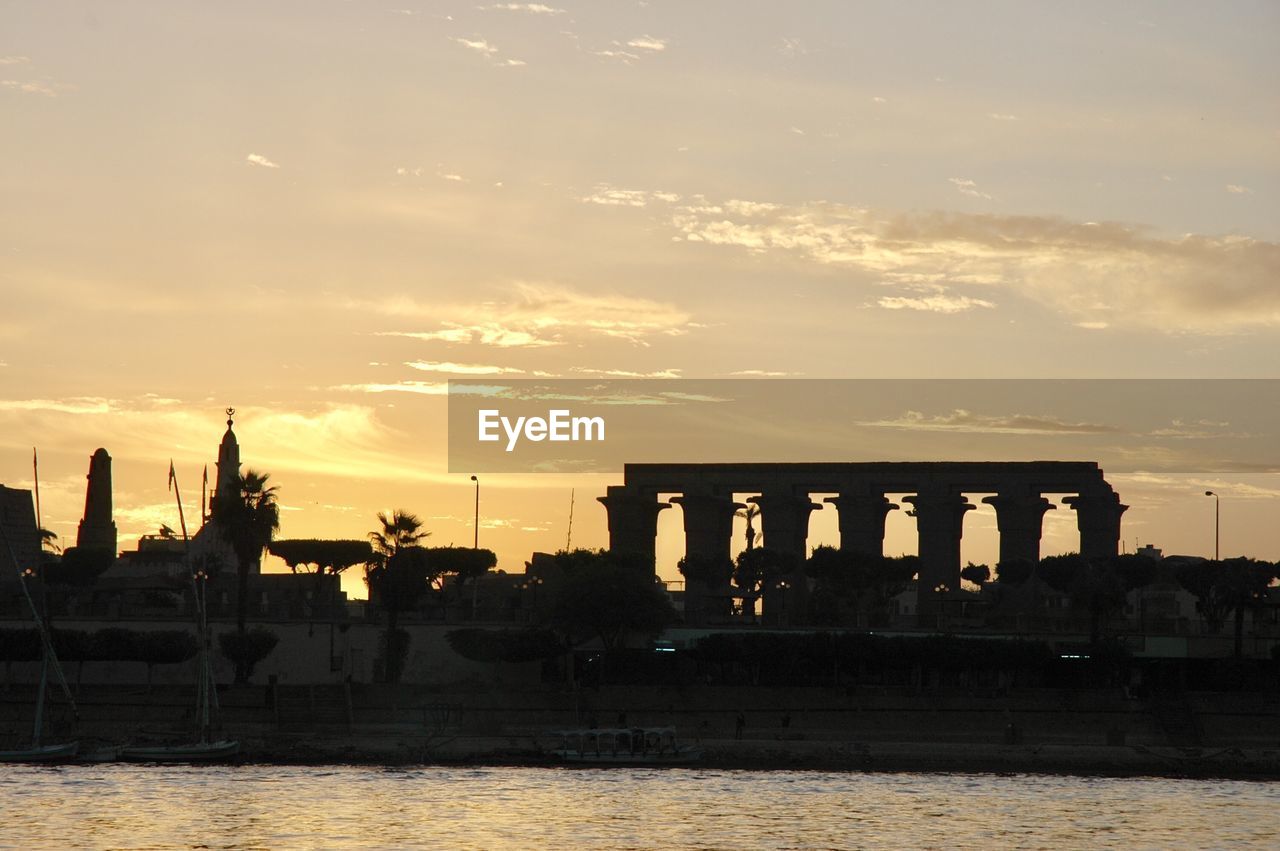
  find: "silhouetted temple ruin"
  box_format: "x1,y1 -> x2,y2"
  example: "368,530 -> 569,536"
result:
600,462 -> 1126,624
77,448 -> 117,554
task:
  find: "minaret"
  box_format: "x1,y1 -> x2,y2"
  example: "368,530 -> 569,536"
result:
76,448 -> 118,554
214,407 -> 241,515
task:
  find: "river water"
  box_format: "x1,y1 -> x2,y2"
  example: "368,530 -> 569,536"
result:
1,765 -> 1276,849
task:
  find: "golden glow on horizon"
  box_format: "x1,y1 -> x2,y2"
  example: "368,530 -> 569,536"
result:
1,3 -> 1277,593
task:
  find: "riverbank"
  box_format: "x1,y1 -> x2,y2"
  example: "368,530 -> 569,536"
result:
5,682 -> 1278,778
235,731 -> 1280,780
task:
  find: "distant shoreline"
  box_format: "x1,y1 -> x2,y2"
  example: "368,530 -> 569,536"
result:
233,736 -> 1280,781
8,681 -> 1278,779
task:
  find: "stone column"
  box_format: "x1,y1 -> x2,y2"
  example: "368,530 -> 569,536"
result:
1064,488 -> 1128,559
671,490 -> 742,624
750,490 -> 821,625
982,490 -> 1054,568
824,492 -> 898,556
749,490 -> 821,562
597,486 -> 669,572
77,447 -> 118,555
672,491 -> 742,563
904,489 -> 974,627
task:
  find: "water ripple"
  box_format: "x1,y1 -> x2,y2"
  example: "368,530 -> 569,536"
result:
0,766 -> 1276,850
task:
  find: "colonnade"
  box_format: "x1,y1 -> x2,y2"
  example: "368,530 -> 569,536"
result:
599,462 -> 1126,625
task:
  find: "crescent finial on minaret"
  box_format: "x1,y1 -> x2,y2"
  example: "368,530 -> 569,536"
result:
226,407 -> 235,428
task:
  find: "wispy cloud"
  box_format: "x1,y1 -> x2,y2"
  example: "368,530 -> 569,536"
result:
451,36 -> 526,66
949,177 -> 992,200
331,381 -> 449,395
1116,473 -> 1280,501
778,38 -> 808,57
652,194 -> 1280,332
568,367 -> 682,378
377,325 -> 559,348
482,3 -> 566,13
627,36 -> 667,52
246,153 -> 279,169
1,79 -> 72,97
405,360 -> 526,375
988,113 -> 1019,121
0,397 -> 113,414
591,36 -> 668,63
0,56 -> 31,65
453,37 -> 498,56
877,294 -> 995,313
367,282 -> 696,348
1225,184 -> 1252,194
859,409 -> 1121,435
395,166 -> 467,182
581,186 -> 680,207
590,49 -> 640,62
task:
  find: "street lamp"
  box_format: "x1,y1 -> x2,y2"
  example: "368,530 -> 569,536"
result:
1204,490 -> 1219,560
470,475 -> 479,549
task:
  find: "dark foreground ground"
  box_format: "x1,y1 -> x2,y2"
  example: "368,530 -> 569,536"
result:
4,683 -> 1279,779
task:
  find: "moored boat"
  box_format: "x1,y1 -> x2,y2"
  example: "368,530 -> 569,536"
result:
550,727 -> 702,765
119,739 -> 240,763
0,518 -> 81,764
0,741 -> 80,764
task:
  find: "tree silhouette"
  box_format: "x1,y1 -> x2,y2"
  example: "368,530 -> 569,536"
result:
995,559 -> 1034,585
960,562 -> 991,587
38,528 -> 61,555
677,553 -> 735,622
423,546 -> 495,590
425,545 -> 497,618
734,548 -> 795,621
267,538 -> 372,605
550,553 -> 676,651
1176,557 -> 1275,657
364,511 -> 432,682
735,503 -> 761,551
804,545 -> 853,625
1038,553 -> 1127,644
217,628 -> 279,683
368,510 -> 429,561
214,469 -> 279,681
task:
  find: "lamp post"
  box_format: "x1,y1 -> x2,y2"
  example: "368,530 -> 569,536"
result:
1204,490 -> 1219,560
470,475 -> 479,550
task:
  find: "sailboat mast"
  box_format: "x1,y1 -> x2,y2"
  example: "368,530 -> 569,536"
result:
32,654 -> 49,748
171,459 -> 215,743
32,448 -> 42,534
0,519 -> 79,738
566,489 -> 575,551
169,461 -> 189,541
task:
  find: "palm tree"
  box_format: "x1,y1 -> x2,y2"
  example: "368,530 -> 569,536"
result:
367,510 -> 428,564
215,470 -> 280,654
736,503 -> 761,551
38,528 -> 61,555
365,511 -> 431,682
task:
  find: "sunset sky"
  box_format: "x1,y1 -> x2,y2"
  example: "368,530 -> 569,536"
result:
2,1 -> 1277,596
